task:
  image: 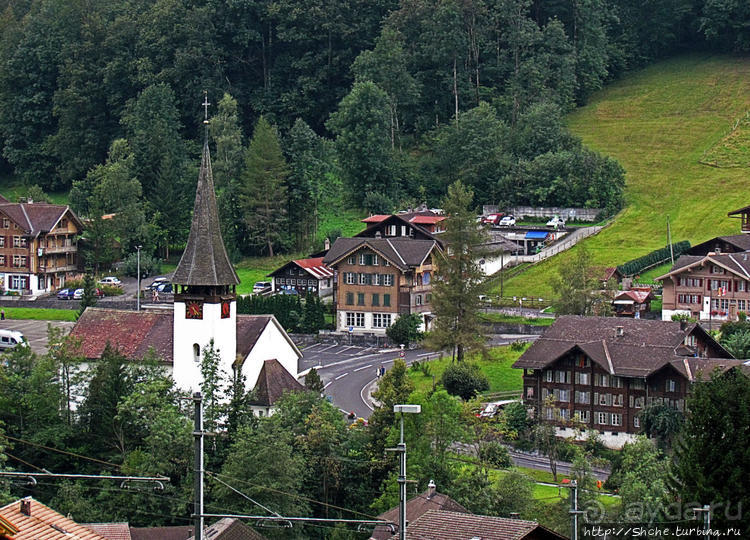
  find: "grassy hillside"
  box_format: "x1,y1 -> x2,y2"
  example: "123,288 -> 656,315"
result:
500,54 -> 750,298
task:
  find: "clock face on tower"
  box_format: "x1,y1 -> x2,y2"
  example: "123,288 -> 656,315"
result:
185,300 -> 203,320
221,299 -> 231,319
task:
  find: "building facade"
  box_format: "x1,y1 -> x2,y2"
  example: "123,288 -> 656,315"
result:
0,199 -> 82,294
657,252 -> 750,322
267,257 -> 333,299
323,237 -> 441,334
513,316 -> 738,448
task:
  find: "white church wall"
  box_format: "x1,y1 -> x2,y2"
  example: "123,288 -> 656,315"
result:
241,321 -> 300,390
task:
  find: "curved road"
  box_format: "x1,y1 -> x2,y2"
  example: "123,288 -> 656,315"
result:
299,334 -> 538,419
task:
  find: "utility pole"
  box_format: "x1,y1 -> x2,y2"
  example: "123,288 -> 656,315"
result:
193,392 -> 204,540
693,505 -> 711,540
667,216 -> 674,265
389,405 -> 420,540
568,480 -> 582,540
136,245 -> 142,311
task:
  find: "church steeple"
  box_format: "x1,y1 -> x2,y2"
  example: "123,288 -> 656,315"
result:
172,92 -> 239,290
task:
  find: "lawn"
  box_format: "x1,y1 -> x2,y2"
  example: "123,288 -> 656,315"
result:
408,345 -> 526,395
478,312 -> 555,326
0,174 -> 70,205
500,54 -> 750,299
1,307 -> 78,321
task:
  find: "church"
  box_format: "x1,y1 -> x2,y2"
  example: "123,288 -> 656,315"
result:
71,109 -> 303,415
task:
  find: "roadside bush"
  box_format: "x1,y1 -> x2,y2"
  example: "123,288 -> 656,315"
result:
478,441 -> 512,468
122,252 -> 161,278
100,284 -> 124,296
386,313 -> 423,346
64,278 -> 85,290
440,362 -> 489,400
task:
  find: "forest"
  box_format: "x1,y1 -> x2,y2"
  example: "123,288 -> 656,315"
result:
2,0 -> 746,259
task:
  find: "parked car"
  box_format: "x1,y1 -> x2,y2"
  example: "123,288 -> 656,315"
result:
57,288 -> 75,300
545,215 -> 565,229
155,282 -> 172,293
0,329 -> 26,350
481,213 -> 504,226
252,281 -> 271,294
146,277 -> 168,290
98,276 -> 122,286
498,215 -> 516,227
73,288 -> 84,300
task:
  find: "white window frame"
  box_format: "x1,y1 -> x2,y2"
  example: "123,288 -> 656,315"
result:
355,312 -> 365,327
383,274 -> 394,286
597,412 -> 607,425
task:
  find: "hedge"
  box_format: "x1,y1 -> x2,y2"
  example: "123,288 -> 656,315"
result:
616,241 -> 691,277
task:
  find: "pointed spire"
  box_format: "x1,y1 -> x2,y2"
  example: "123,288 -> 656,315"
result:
172,94 -> 239,287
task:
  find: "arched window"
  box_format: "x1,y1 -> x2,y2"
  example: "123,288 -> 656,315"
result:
193,343 -> 200,363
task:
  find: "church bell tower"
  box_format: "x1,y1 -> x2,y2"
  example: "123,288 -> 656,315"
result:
172,93 -> 240,391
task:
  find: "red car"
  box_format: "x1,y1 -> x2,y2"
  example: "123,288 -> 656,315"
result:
481,213 -> 504,226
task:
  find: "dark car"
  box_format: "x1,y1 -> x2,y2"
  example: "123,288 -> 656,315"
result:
155,282 -> 172,293
56,288 -> 75,300
146,277 -> 169,291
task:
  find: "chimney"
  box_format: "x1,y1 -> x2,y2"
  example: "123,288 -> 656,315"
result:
510,512 -> 520,520
324,237 -> 330,251
20,499 -> 31,516
680,320 -> 687,331
615,326 -> 624,337
375,231 -> 382,238
427,479 -> 436,499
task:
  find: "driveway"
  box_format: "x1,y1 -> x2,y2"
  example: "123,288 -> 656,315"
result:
0,319 -> 75,355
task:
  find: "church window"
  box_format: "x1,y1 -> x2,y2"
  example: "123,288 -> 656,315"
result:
193,344 -> 200,363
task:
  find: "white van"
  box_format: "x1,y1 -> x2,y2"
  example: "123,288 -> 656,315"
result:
0,329 -> 26,350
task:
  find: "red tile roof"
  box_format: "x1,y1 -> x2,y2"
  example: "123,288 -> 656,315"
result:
361,215 -> 391,223
391,510 -> 568,539
0,497 -> 107,540
614,289 -> 653,304
409,215 -> 445,225
292,257 -> 334,279
130,526 -> 193,540
71,309 -> 300,365
187,518 -> 269,540
84,523 -> 132,540
371,490 -> 469,540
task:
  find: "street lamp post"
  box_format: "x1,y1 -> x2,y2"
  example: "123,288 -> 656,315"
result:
392,404 -> 421,540
136,245 -> 142,311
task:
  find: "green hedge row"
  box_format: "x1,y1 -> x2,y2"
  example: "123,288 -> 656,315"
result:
617,241 -> 691,277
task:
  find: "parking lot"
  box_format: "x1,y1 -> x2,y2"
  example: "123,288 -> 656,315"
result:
0,319 -> 75,355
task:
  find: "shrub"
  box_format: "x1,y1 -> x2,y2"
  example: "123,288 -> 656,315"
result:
123,251 -> 161,277
616,241 -> 690,277
478,441 -> 512,468
100,284 -> 124,296
440,362 -> 489,400
386,313 -> 423,346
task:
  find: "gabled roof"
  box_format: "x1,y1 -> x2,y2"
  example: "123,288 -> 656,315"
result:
85,522 -> 132,540
409,215 -> 445,225
0,202 -> 83,237
371,490 -> 469,540
362,214 -> 392,223
187,518 -> 269,540
130,526 -> 193,540
656,252 -> 750,281
356,214 -> 444,247
0,497 -> 107,540
173,140 -> 240,287
513,316 -> 734,378
688,234 -> 750,254
614,289 -> 653,304
249,358 -> 305,406
267,257 -> 333,280
71,308 -> 301,365
389,510 -> 567,540
728,204 -> 750,216
323,237 -> 440,271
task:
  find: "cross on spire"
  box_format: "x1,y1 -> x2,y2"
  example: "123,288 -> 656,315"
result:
202,91 -> 211,124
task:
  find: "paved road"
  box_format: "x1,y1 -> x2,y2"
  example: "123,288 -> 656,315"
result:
508,449 -> 610,481
301,334 -> 540,419
0,319 -> 75,354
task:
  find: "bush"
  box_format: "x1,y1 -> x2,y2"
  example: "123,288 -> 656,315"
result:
440,362 -> 489,400
64,278 -> 85,290
386,313 -> 423,346
100,284 -> 124,296
123,251 -> 161,278
478,441 -> 512,468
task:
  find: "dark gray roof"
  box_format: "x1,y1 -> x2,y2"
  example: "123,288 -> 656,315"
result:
513,316 -> 735,378
249,358 -> 305,406
187,518 -> 268,540
0,202 -> 82,237
689,234 -> 750,254
323,237 -> 439,271
658,252 -> 750,281
173,140 -> 239,286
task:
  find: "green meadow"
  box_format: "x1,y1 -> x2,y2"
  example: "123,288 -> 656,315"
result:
500,54 -> 750,298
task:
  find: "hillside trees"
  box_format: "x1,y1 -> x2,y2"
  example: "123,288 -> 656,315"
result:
240,116 -> 289,257
327,81 -> 399,211
427,181 -> 489,362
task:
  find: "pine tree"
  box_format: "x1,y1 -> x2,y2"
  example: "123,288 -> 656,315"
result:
426,181 -> 489,361
77,272 -> 98,319
240,116 -> 289,257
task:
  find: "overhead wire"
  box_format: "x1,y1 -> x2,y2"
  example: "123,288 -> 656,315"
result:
0,434 -> 123,470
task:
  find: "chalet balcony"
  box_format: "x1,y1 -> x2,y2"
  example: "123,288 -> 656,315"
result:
43,245 -> 76,254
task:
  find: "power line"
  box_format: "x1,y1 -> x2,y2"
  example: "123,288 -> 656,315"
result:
0,434 -> 122,470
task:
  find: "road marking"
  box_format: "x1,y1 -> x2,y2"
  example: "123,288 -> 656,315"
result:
337,346 -> 359,354
335,373 -> 348,380
354,364 -> 373,372
360,377 -> 377,411
305,343 -> 323,350
324,381 -> 332,389
417,352 -> 436,357
319,344 -> 339,352
320,352 -> 386,369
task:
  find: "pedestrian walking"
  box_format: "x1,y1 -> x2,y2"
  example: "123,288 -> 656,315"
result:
1,309 -> 5,320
